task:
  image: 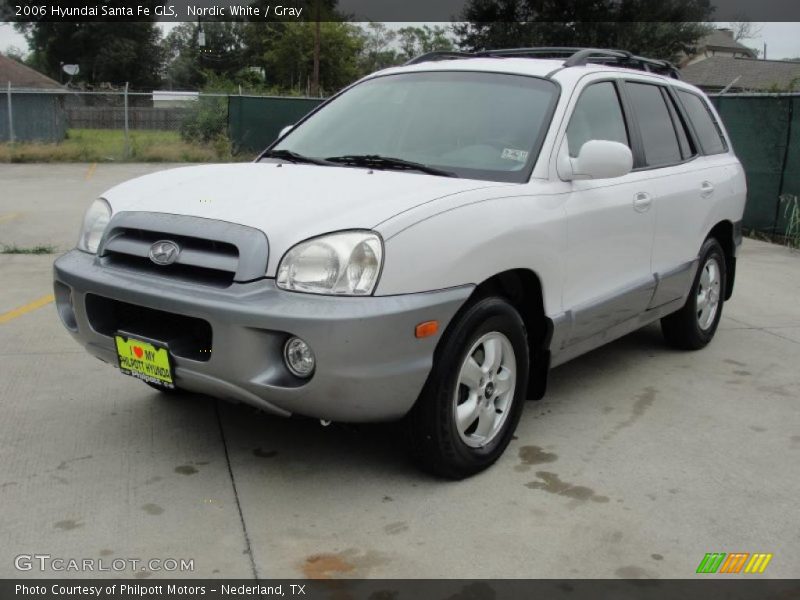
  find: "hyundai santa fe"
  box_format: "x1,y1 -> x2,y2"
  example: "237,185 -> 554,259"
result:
54,48 -> 745,478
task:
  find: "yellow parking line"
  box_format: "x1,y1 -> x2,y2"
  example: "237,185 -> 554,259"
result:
85,162 -> 97,180
0,212 -> 20,224
0,294 -> 55,325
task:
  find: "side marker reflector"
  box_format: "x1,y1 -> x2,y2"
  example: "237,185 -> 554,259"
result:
415,320 -> 439,338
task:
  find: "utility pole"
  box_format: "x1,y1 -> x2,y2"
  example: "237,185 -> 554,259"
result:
123,82 -> 130,158
311,0 -> 320,97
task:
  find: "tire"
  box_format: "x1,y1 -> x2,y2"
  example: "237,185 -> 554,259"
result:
406,296 -> 530,479
661,237 -> 727,350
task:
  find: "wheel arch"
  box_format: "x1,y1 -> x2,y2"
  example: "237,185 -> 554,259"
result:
437,268 -> 552,401
707,220 -> 737,300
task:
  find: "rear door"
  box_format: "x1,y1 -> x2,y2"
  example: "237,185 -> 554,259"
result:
646,88 -> 737,305
621,79 -> 705,307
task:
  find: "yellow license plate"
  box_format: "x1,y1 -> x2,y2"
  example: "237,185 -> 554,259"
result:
115,334 -> 174,389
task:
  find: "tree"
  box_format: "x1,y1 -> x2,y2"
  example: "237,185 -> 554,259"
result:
244,21 -> 364,95
358,22 -> 399,74
396,26 -> 456,62
14,22 -> 163,89
162,22 -> 249,90
354,24 -> 459,77
3,45 -> 26,63
454,0 -> 713,62
245,0 -> 339,95
728,21 -> 763,42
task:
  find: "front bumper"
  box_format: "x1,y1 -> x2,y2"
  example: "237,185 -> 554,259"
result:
54,250 -> 472,422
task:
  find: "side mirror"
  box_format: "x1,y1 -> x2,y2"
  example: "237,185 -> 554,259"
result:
559,140 -> 633,181
279,124 -> 294,139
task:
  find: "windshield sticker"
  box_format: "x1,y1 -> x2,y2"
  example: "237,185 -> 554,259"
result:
501,148 -> 529,163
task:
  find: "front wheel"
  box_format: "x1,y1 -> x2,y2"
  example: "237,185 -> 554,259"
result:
661,237 -> 727,350
406,296 -> 529,479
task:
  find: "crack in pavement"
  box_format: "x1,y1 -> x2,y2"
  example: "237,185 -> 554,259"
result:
215,400 -> 261,583
723,316 -> 800,346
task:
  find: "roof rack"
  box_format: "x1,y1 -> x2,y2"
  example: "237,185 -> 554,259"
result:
403,51 -> 476,65
404,47 -> 681,80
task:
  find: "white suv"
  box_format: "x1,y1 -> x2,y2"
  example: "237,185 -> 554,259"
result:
54,48 -> 746,478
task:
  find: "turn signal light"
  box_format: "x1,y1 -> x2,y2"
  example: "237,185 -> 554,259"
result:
415,320 -> 439,338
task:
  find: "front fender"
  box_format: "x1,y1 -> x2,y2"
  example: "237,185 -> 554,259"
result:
376,193 -> 567,316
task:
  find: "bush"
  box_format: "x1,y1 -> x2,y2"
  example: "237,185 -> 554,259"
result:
213,133 -> 233,160
179,96 -> 227,143
0,129 -> 239,163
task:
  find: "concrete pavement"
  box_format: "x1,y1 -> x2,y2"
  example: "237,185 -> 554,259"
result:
1,164 -> 798,579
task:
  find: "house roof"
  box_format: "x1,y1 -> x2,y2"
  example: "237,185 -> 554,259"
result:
696,29 -> 757,57
0,54 -> 62,89
681,56 -> 800,91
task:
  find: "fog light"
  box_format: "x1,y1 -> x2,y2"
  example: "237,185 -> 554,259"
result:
284,336 -> 315,378
54,281 -> 78,331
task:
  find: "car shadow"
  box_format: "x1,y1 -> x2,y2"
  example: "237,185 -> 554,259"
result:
156,322 -> 675,479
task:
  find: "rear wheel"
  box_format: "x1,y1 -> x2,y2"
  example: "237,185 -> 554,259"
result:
661,237 -> 726,350
406,296 -> 529,479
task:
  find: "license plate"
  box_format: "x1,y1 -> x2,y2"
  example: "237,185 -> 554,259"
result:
114,334 -> 174,389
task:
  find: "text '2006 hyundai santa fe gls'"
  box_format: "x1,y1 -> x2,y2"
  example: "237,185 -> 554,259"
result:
54,48 -> 745,478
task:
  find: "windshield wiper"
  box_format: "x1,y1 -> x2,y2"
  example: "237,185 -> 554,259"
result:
260,148 -> 332,166
324,154 -> 456,178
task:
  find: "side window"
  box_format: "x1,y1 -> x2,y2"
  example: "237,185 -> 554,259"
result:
625,82 -> 682,168
566,82 -> 629,158
676,90 -> 728,155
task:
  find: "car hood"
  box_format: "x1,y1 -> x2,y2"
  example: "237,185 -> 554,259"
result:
102,163 -> 507,274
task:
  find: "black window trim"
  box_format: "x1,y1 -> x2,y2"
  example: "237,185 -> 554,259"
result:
564,77 -> 636,164
671,87 -> 730,156
662,86 -> 698,161
621,79 -> 700,172
615,79 -> 646,169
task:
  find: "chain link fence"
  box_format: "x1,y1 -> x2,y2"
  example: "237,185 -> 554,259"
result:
1,85 -> 321,161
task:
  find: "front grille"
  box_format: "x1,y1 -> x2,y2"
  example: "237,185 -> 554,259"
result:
86,294 -> 212,362
97,212 -> 270,287
102,228 -> 238,288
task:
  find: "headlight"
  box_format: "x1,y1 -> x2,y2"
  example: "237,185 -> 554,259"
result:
276,231 -> 383,295
77,198 -> 112,254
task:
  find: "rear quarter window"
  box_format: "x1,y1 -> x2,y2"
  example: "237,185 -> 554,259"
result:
676,90 -> 728,155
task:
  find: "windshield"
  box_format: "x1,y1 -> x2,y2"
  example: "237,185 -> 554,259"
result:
269,71 -> 559,183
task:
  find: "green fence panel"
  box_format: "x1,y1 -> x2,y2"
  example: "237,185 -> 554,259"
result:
713,95 -> 792,233
776,97 -> 800,233
228,96 -> 324,155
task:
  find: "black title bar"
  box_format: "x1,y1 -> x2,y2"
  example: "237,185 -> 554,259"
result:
1,0 -> 799,22
3,579 -> 800,600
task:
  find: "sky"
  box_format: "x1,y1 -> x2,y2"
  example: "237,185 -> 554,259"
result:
1,21 -> 799,61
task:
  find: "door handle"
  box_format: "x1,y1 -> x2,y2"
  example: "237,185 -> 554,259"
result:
633,192 -> 652,213
701,181 -> 715,198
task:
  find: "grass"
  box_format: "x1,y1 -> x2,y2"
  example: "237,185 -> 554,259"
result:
743,195 -> 800,250
1,244 -> 57,254
782,195 -> 800,250
0,129 -> 244,163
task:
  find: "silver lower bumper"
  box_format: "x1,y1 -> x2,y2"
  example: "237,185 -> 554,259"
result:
53,250 -> 472,422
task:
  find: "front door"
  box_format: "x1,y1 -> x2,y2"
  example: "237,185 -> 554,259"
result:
560,79 -> 657,346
